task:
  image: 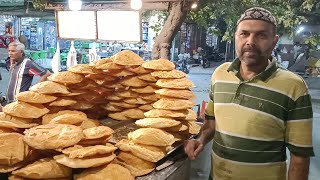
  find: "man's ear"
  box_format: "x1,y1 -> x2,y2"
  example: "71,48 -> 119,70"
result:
273,35 -> 279,47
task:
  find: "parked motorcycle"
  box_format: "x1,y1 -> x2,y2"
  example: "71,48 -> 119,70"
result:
207,48 -> 224,62
175,54 -> 190,74
199,55 -> 210,68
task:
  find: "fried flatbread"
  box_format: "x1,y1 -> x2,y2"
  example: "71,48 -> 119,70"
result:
96,62 -> 124,70
89,58 -> 112,67
0,133 -> 29,166
68,64 -> 100,74
182,121 -> 201,135
138,104 -> 154,111
12,158 -> 71,179
183,109 -> 197,121
135,118 -> 180,128
115,139 -> 165,162
80,118 -> 101,129
0,112 -> 37,129
83,126 -> 114,140
42,110 -> 87,125
115,91 -> 139,98
49,97 -> 77,107
49,114 -> 86,125
113,152 -> 155,177
155,88 -> 196,100
68,101 -> 94,110
144,109 -> 188,118
156,78 -> 196,89
62,144 -> 117,158
127,66 -> 152,74
163,124 -> 188,132
113,50 -> 144,66
73,163 -> 134,180
109,102 -> 138,109
16,91 -> 57,104
151,69 -> 186,79
77,135 -> 113,146
108,112 -> 130,121
54,153 -> 116,168
122,109 -> 145,119
30,81 -> 70,94
131,85 -> 158,94
124,98 -> 150,105
3,101 -> 49,119
153,98 -> 194,110
142,59 -> 175,70
23,124 -> 83,150
48,71 -> 84,84
119,76 -> 148,87
128,128 -> 175,146
137,74 -> 158,82
140,93 -> 160,102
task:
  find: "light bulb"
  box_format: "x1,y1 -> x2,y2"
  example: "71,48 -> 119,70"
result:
191,2 -> 197,9
68,0 -> 82,11
131,0 -> 142,10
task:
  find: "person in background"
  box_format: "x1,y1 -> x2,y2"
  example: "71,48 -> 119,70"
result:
18,35 -> 29,49
6,42 -> 51,103
184,7 -> 313,180
112,41 -> 122,55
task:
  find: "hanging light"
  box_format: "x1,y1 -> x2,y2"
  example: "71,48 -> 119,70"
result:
131,0 -> 142,10
191,2 -> 198,9
68,0 -> 82,11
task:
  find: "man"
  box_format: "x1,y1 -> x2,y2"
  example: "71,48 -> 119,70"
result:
184,7 -> 314,180
6,42 -> 50,103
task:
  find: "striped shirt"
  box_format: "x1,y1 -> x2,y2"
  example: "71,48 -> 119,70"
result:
205,58 -> 314,180
7,57 -> 47,102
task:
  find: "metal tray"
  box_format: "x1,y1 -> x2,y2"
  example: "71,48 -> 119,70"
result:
100,118 -> 195,169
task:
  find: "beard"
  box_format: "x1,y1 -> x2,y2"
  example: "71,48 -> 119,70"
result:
238,46 -> 270,66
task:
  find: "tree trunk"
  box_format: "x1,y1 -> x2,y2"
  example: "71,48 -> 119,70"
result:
152,0 -> 190,59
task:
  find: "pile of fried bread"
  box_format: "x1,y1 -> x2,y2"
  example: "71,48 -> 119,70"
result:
0,50 -> 200,179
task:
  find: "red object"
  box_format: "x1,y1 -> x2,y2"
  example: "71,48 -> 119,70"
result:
200,100 -> 207,121
0,35 -> 14,48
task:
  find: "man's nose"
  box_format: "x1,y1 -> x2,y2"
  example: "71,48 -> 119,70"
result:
246,35 -> 257,46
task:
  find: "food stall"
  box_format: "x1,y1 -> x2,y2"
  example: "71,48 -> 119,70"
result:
0,6 -> 200,179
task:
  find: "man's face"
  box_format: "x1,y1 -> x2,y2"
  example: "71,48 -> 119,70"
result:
235,20 -> 278,66
8,45 -> 23,62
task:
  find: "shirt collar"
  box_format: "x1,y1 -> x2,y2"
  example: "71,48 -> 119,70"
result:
12,56 -> 25,65
227,57 -> 279,81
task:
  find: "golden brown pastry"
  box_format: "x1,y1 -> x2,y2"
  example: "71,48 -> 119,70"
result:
0,133 -> 30,166
156,78 -> 196,89
151,69 -> 186,79
23,124 -> 83,150
3,102 -> 49,119
142,59 -> 175,70
155,88 -> 196,100
54,153 -> 116,168
144,109 -> 188,118
128,128 -> 175,147
73,163 -> 134,180
115,139 -> 166,162
48,71 -> 84,84
16,91 -> 57,104
29,81 -> 70,94
113,50 -> 144,66
82,126 -> 114,140
113,152 -> 155,177
153,98 -> 194,110
135,118 -> 181,128
12,158 -> 72,179
62,144 -> 117,158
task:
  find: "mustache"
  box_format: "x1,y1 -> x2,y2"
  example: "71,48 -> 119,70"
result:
241,47 -> 261,54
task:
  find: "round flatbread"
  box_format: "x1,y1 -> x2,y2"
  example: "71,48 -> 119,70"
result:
54,153 -> 116,168
83,126 -> 114,140
142,59 -> 175,70
29,81 -> 70,94
16,91 -> 57,104
128,128 -> 175,147
156,78 -> 195,89
144,109 -> 188,118
23,124 -> 83,150
3,101 -> 49,119
151,70 -> 186,79
155,88 -> 195,100
48,71 -> 84,84
153,98 -> 194,110
113,50 -> 144,66
135,118 -> 180,128
62,144 -> 117,158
